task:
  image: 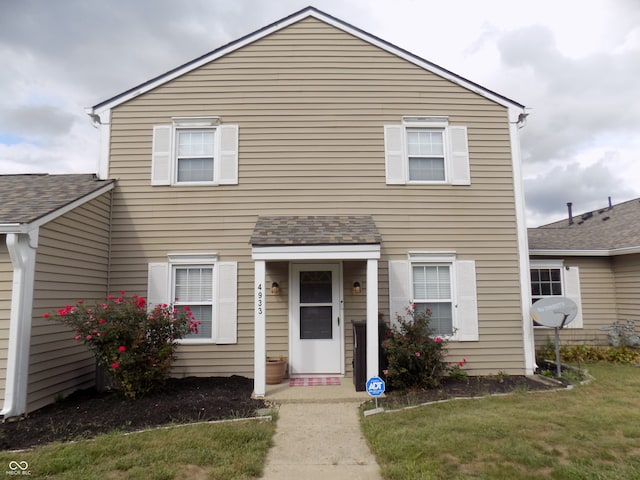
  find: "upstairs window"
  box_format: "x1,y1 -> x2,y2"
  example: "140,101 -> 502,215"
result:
151,117 -> 238,186
176,129 -> 215,183
384,117 -> 470,185
407,128 -> 446,181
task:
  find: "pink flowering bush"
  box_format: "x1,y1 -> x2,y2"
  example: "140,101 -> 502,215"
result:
45,292 -> 200,399
382,304 -> 464,391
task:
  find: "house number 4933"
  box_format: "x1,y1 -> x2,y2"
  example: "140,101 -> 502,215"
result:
257,283 -> 263,315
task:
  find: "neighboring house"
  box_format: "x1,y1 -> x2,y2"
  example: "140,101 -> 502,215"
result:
528,197 -> 640,347
0,174 -> 114,417
3,7 -> 534,416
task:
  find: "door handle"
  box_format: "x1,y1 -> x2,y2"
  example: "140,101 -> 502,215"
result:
338,316 -> 340,326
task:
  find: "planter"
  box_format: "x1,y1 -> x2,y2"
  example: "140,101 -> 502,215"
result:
266,357 -> 287,385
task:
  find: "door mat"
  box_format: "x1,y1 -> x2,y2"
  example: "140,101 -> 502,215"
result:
289,377 -> 341,387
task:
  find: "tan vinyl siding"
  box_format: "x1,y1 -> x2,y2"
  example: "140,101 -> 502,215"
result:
0,236 -> 12,406
27,193 -> 111,413
532,256 -> 616,348
108,18 -> 526,375
613,253 -> 640,323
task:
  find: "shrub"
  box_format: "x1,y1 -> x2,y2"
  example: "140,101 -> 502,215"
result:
536,341 -> 640,366
382,304 -> 464,391
45,293 -> 199,398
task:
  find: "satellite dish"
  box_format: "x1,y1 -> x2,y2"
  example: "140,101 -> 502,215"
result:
530,297 -> 577,328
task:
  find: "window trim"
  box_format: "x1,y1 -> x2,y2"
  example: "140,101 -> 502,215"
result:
409,253 -> 456,338
169,253 -> 218,344
404,117 -> 449,184
174,127 -> 216,185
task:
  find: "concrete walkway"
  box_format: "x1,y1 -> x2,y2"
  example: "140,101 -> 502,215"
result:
260,400 -> 382,480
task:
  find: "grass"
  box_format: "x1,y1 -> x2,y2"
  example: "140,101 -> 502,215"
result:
0,419 -> 275,479
362,363 -> 640,479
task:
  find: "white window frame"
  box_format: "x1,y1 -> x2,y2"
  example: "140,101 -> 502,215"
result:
173,117 -> 218,186
530,259 -> 564,304
175,126 -> 216,185
529,259 -> 583,329
405,117 -> 449,184
169,253 -> 217,344
411,261 -> 454,337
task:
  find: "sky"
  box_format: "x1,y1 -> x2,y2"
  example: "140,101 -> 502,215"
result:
1,0 -> 638,227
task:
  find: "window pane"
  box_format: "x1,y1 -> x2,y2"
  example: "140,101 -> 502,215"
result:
407,130 -> 444,156
177,158 -> 214,182
415,302 -> 453,336
177,130 -> 214,156
175,267 -> 213,302
300,306 -> 332,339
409,158 -> 445,181
530,268 -> 562,299
300,271 -> 332,303
413,265 -> 451,300
184,305 -> 212,339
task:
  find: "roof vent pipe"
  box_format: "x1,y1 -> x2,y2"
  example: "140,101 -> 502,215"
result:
608,196 -> 612,209
567,202 -> 573,225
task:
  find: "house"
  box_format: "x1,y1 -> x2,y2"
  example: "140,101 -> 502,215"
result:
2,7 -> 534,416
0,174 -> 114,417
528,197 -> 640,347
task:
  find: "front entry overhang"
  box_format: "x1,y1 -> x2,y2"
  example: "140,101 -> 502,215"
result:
250,216 -> 381,397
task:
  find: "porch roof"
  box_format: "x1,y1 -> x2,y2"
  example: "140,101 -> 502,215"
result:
250,215 -> 381,246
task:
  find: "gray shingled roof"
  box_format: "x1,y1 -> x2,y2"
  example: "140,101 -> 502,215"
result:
250,215 -> 381,246
528,197 -> 640,251
0,174 -> 114,225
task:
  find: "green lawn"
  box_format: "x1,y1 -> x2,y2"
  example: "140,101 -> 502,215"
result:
0,419 -> 275,479
362,363 -> 640,480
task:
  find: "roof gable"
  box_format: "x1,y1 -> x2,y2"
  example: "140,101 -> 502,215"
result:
0,174 -> 114,228
528,197 -> 640,255
89,6 -> 524,116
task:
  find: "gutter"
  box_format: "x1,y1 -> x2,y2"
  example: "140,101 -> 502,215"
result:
1,232 -> 37,419
530,245 -> 640,257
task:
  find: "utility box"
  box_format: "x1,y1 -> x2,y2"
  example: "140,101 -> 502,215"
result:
352,321 -> 388,391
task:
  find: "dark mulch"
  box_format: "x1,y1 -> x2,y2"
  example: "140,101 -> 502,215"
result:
1,376 -> 266,451
376,374 -> 566,410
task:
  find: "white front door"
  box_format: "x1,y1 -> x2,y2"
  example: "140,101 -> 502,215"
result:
290,263 -> 343,376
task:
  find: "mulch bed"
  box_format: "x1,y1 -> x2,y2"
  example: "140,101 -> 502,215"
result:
1,373 -> 568,451
1,376 -> 266,451
376,374 -> 566,410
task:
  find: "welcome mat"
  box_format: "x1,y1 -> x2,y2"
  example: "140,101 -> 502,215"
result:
289,377 -> 341,387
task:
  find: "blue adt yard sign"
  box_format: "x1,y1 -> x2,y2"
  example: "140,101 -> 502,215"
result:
366,376 -> 385,397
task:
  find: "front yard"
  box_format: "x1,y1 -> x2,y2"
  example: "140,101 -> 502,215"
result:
362,363 -> 640,479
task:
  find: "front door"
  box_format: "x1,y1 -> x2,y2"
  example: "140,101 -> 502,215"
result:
290,264 -> 343,376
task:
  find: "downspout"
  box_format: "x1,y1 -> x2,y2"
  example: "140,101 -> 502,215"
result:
1,231 -> 37,418
509,108 -> 536,375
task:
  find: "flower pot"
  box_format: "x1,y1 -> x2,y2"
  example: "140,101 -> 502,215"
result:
266,357 -> 287,385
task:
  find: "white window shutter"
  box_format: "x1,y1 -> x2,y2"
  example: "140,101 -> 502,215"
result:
215,261 -> 238,344
384,125 -> 406,185
151,125 -> 172,186
454,260 -> 479,341
388,260 -> 411,327
217,125 -> 239,185
448,126 -> 470,185
564,266 -> 583,329
147,262 -> 169,308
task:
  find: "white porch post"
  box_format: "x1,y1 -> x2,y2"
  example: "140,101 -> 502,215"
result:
253,260 -> 266,397
366,258 -> 379,381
